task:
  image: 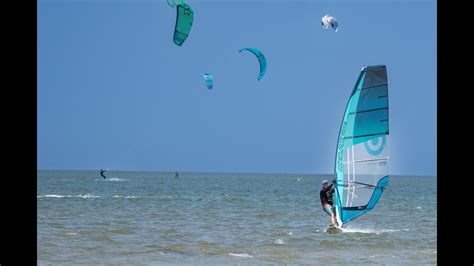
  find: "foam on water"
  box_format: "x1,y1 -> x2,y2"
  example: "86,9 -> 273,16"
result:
38,194 -> 100,198
341,228 -> 410,234
228,253 -> 253,258
94,177 -> 127,181
274,239 -> 285,245
37,194 -> 64,198
38,195 -> 140,199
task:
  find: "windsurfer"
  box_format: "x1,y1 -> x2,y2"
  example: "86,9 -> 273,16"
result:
320,179 -> 336,226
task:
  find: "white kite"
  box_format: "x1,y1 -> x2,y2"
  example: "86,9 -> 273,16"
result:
321,15 -> 339,32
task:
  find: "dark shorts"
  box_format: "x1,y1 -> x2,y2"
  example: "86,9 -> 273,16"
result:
323,204 -> 334,216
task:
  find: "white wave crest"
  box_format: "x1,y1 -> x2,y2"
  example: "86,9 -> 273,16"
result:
341,228 -> 409,234
77,194 -> 100,198
274,239 -> 285,245
37,194 -> 64,198
228,253 -> 253,258
37,194 -> 100,198
94,177 -> 127,181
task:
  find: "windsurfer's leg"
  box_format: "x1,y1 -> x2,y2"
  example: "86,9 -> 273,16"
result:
323,204 -> 336,225
323,204 -> 331,215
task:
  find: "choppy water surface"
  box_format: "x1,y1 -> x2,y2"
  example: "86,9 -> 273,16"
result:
38,170 -> 436,264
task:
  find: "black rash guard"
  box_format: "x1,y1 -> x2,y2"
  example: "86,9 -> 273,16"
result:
320,184 -> 334,206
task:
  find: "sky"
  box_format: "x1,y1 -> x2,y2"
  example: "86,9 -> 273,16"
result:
38,0 -> 437,176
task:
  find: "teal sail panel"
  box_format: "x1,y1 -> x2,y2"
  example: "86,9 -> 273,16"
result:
333,65 -> 389,227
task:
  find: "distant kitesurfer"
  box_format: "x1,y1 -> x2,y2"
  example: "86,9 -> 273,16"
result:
100,169 -> 107,179
320,179 -> 336,226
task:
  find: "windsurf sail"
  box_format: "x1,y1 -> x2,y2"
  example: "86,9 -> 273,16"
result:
333,65 -> 389,227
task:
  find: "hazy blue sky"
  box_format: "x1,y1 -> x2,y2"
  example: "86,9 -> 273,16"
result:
38,0 -> 436,175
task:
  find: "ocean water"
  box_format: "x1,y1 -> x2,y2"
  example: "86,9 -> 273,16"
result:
37,170 -> 437,265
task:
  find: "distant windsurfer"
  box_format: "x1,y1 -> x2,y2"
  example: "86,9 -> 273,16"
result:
320,179 -> 337,226
175,171 -> 179,178
100,169 -> 107,179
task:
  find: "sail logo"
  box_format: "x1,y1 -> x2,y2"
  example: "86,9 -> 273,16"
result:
364,136 -> 386,156
337,122 -> 347,171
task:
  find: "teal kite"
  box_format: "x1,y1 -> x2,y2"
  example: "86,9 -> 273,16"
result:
202,73 -> 213,89
173,3 -> 194,46
167,0 -> 184,8
239,48 -> 266,81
